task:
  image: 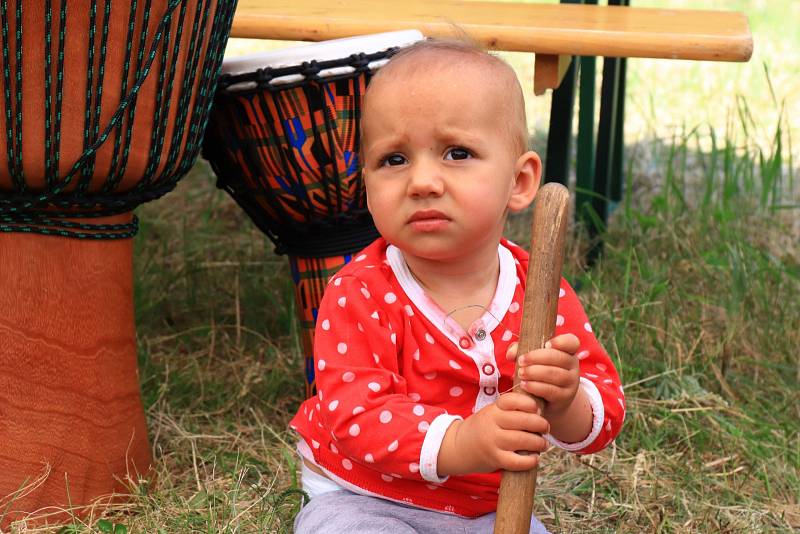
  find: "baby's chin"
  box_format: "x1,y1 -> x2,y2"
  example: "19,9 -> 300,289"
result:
391,241 -> 476,263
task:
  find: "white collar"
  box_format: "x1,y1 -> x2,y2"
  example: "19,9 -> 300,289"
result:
385,243 -> 518,342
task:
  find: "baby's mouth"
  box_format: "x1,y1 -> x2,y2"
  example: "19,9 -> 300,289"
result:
408,210 -> 450,231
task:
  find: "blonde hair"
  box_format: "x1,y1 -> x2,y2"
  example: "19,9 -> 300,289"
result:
367,37 -> 530,155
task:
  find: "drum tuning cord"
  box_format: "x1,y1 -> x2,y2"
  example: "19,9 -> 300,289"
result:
0,0 -> 238,239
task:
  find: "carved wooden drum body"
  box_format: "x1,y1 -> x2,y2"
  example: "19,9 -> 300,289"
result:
0,0 -> 235,525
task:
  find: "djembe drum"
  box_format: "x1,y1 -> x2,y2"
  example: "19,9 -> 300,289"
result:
0,0 -> 235,525
203,31 -> 423,397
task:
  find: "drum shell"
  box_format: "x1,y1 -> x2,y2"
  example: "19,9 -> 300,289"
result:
0,0 -> 228,206
204,59 -> 384,257
0,215 -> 152,525
0,0 -> 236,523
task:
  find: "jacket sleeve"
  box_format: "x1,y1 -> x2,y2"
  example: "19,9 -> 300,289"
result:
549,278 -> 626,454
313,274 -> 453,480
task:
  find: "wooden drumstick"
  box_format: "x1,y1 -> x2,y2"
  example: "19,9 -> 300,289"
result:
494,182 -> 571,534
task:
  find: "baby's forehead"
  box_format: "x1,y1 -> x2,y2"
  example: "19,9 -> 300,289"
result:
362,44 -> 528,153
371,48 -> 516,92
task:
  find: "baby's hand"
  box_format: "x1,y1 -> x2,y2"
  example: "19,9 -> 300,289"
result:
506,334 -> 581,416
438,392 -> 550,476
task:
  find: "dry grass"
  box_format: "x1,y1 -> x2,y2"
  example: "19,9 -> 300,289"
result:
5,132 -> 796,532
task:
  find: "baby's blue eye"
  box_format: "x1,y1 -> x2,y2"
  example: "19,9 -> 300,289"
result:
445,147 -> 471,161
382,154 -> 407,167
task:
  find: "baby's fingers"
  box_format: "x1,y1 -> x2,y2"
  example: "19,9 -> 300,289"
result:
495,449 -> 540,472
497,430 -> 549,456
505,342 -> 519,362
546,333 -> 580,354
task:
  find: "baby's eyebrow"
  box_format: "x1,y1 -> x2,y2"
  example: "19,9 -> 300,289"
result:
432,126 -> 482,145
364,135 -> 409,155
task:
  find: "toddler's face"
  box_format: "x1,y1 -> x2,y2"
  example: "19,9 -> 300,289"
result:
361,61 -> 530,264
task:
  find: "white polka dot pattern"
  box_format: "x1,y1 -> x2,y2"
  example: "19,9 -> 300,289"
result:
288,239 -> 625,519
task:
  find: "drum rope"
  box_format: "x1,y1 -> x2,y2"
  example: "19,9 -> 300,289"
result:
0,0 -> 237,239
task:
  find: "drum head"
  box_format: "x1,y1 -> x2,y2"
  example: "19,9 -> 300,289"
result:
222,30 -> 424,89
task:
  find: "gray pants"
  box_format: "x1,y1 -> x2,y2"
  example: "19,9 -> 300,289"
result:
294,489 -> 551,534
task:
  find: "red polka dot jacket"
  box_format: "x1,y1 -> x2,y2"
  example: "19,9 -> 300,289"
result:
290,238 -> 625,517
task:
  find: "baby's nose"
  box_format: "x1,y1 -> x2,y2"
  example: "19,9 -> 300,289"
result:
407,161 -> 444,197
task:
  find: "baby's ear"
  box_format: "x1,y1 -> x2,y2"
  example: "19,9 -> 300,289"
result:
508,151 -> 542,212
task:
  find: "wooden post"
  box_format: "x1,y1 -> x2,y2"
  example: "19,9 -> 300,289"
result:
494,182 -> 571,534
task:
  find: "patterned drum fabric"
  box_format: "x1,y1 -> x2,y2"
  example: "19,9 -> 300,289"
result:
227,77 -> 363,222
204,31 -> 424,397
289,254 -> 353,397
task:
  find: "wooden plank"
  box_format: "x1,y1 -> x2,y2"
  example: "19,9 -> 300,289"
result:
534,54 -> 572,95
231,0 -> 753,62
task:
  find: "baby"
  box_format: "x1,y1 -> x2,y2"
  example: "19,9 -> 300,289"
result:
290,39 -> 625,533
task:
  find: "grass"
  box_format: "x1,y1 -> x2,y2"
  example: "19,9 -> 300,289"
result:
6,98 -> 795,534
3,1 -> 799,532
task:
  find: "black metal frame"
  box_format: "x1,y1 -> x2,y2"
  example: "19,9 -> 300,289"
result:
543,0 -> 629,263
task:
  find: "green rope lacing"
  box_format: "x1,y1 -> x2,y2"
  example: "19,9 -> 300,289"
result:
0,0 -> 237,239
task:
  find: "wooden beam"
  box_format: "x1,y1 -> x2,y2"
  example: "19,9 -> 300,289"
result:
231,0 -> 753,63
534,54 -> 573,95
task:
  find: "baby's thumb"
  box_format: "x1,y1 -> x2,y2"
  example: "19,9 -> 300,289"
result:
505,342 -> 519,361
